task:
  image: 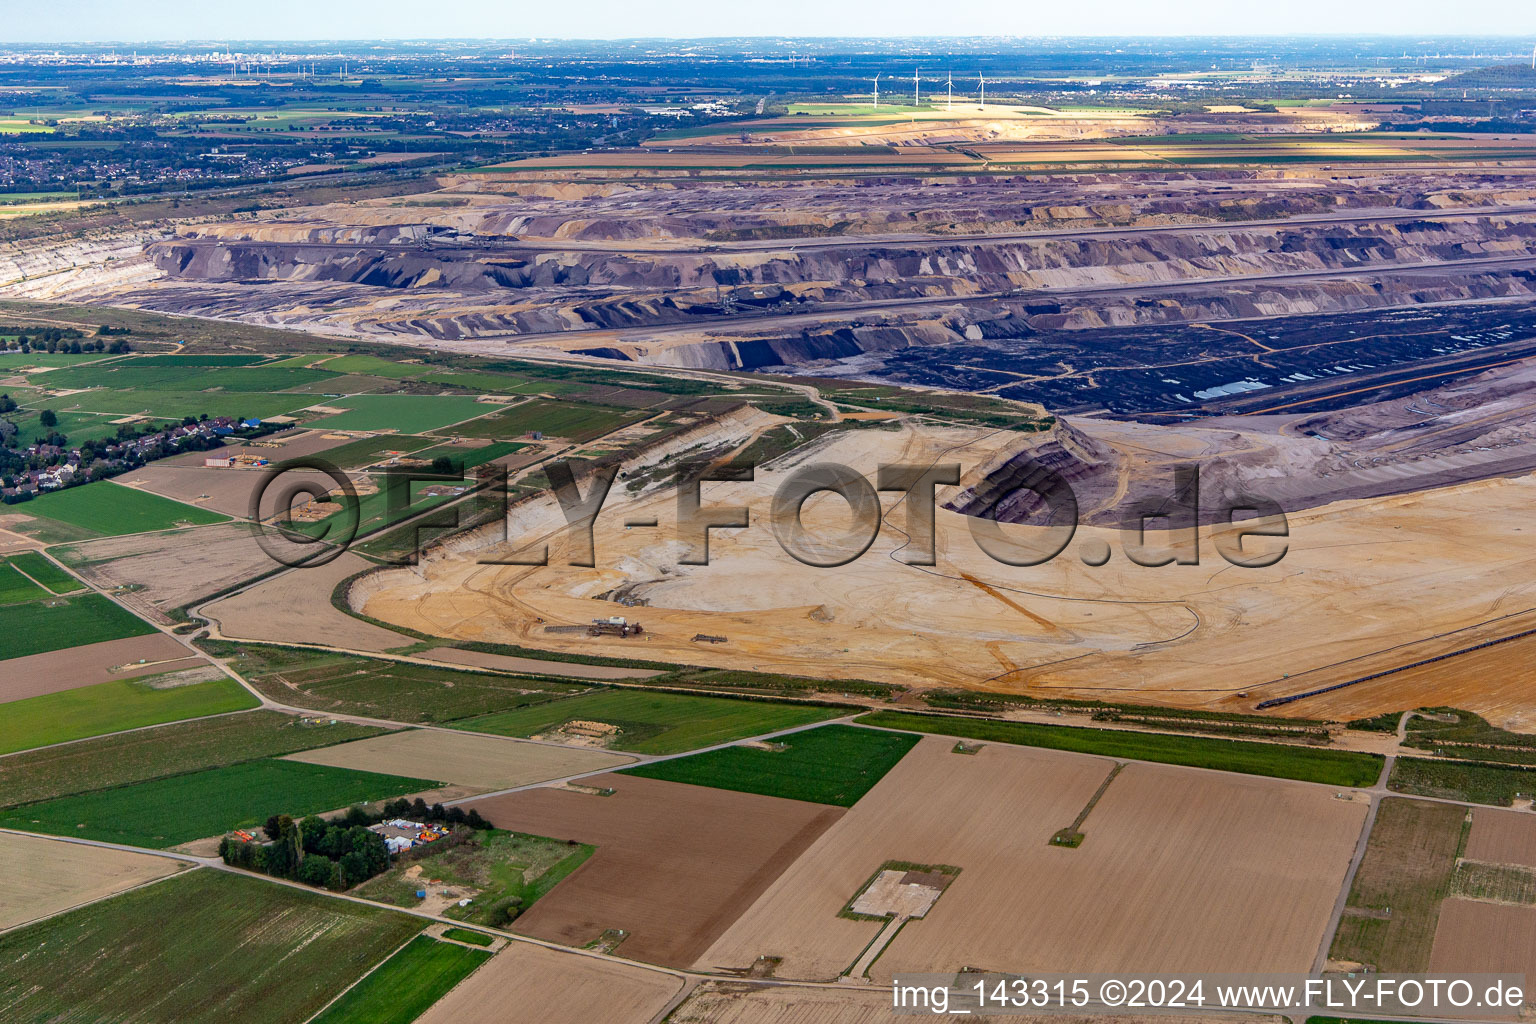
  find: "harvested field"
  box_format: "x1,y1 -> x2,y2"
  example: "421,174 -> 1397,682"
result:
125,464 -> 307,517
0,710 -> 390,809
420,645 -> 661,680
58,522 -> 284,622
699,736 -> 1365,981
0,832 -> 185,932
1329,798 -> 1466,972
1429,899 -> 1536,979
414,940 -> 683,1024
0,869 -> 424,1024
283,729 -> 634,791
202,552 -> 409,651
859,711 -> 1382,787
228,428 -> 357,460
1465,808 -> 1536,869
463,773 -> 844,966
0,632 -> 205,702
668,983 -> 1290,1024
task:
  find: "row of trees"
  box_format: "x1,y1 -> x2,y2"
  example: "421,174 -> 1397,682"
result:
1,336 -> 129,355
217,800 -> 493,891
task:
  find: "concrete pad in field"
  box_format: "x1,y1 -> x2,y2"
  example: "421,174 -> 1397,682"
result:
281,729 -> 634,791
0,832 -> 184,931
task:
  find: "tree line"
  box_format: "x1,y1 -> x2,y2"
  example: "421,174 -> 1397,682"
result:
218,798 -> 492,891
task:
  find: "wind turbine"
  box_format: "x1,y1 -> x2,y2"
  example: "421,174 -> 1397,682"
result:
914,68 -> 920,108
978,73 -> 986,109
947,72 -> 953,111
873,73 -> 880,111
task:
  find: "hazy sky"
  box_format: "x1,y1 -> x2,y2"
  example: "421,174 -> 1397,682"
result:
4,0 -> 1536,42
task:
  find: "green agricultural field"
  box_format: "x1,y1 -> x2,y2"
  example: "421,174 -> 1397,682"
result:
441,928 -> 494,946
21,481 -> 228,536
317,354 -> 429,378
4,551 -> 83,593
35,360 -> 333,392
306,395 -> 494,432
0,351 -> 108,368
406,440 -> 530,471
0,711 -> 391,809
237,650 -> 585,723
621,723 -> 917,805
1389,757 -> 1536,806
354,828 -> 593,927
0,869 -> 425,1024
132,354 -> 274,366
0,592 -> 157,660
0,189 -> 77,201
310,936 -> 489,1024
306,433 -> 436,469
445,398 -> 646,442
0,758 -> 442,848
0,676 -> 258,755
1328,798 -> 1466,972
8,409 -> 123,448
32,387 -> 315,421
0,560 -> 49,605
457,690 -> 841,755
857,711 -> 1384,788
417,368 -> 564,393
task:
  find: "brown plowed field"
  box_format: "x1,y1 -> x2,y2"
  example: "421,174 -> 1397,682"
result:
202,552 -> 408,651
463,774 -> 843,967
700,736 -> 1365,981
669,983 -> 1291,1024
1,832 -> 185,931
61,523 -> 279,622
1466,808 -> 1536,870
152,429 -> 352,467
1429,898 -> 1536,978
126,464 -> 361,519
0,633 -> 206,702
414,941 -> 683,1024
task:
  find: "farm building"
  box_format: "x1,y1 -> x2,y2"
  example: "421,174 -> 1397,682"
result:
369,819 -> 450,855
